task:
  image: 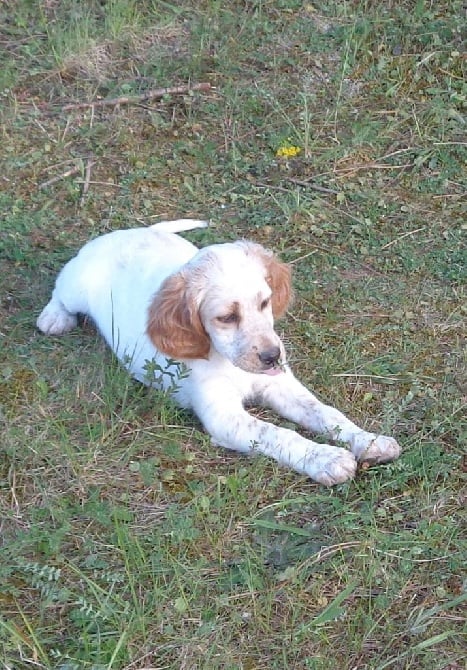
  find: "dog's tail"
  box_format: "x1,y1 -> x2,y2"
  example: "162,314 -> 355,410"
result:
150,219 -> 209,234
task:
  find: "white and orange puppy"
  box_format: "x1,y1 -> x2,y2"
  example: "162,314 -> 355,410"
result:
37,220 -> 400,485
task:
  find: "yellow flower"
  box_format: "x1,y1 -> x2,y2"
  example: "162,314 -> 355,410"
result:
276,145 -> 301,158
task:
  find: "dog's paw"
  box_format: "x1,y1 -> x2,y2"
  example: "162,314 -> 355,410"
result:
351,433 -> 401,465
305,446 -> 357,486
37,302 -> 77,335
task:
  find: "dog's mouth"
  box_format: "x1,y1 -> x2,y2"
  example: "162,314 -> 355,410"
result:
234,352 -> 286,376
261,360 -> 286,376
237,362 -> 285,376
262,366 -> 284,376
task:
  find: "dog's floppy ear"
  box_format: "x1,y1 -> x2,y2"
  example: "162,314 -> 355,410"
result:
147,271 -> 210,359
261,250 -> 292,319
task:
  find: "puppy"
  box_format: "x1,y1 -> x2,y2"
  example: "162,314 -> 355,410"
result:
37,220 -> 400,485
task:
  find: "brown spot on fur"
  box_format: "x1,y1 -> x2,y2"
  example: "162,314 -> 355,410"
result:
262,253 -> 292,318
147,271 -> 210,359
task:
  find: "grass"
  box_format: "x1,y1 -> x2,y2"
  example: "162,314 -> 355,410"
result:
0,0 -> 466,668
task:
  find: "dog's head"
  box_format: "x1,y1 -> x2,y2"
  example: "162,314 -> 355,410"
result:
147,241 -> 291,374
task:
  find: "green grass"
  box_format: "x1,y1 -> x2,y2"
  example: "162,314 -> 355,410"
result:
1,1 -> 466,668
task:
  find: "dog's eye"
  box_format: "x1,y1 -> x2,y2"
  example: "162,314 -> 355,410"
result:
260,298 -> 270,311
217,313 -> 239,324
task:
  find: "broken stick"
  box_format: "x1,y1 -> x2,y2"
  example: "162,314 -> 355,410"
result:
39,165 -> 81,189
79,158 -> 95,206
62,82 -> 212,112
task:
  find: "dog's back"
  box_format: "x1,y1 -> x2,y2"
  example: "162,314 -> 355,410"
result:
36,220 -> 208,381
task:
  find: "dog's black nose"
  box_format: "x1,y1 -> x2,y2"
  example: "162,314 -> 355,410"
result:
258,346 -> 281,367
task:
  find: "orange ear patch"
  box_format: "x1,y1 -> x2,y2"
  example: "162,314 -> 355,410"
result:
147,272 -> 210,360
264,255 -> 292,319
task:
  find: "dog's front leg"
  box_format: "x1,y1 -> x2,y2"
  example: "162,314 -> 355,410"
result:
190,383 -> 357,485
256,370 -> 401,466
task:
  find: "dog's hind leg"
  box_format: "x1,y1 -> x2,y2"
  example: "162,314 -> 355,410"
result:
37,256 -> 89,335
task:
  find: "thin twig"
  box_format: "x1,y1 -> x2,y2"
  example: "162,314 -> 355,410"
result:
375,147 -> 416,161
433,192 -> 466,199
285,177 -> 341,194
39,165 -> 81,189
374,548 -> 453,564
272,541 -> 363,586
62,82 -> 212,112
380,227 -> 425,250
10,468 -> 19,514
335,162 -> 414,173
343,313 -> 392,318
433,141 -> 467,146
317,198 -> 366,226
256,180 -> 340,195
332,373 -> 403,381
298,541 -> 362,573
256,181 -> 291,194
76,180 -> 124,188
289,249 -> 319,264
79,159 -> 95,205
